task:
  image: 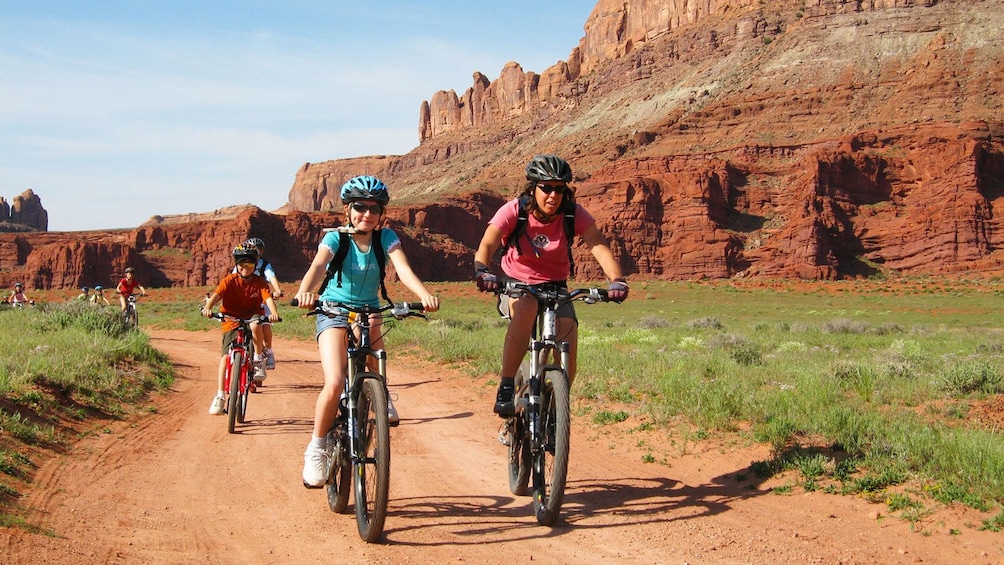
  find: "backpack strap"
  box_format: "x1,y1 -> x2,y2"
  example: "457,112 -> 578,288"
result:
501,195 -> 532,256
318,230 -> 391,302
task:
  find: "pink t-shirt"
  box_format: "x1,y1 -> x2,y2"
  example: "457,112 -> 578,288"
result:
490,198 -> 594,283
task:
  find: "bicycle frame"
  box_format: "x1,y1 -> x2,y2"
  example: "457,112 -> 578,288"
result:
298,299 -> 425,543
210,313 -> 266,433
498,281 -> 609,526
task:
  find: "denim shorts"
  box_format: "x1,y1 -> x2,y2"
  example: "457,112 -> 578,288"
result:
315,310 -> 351,340
497,293 -> 577,323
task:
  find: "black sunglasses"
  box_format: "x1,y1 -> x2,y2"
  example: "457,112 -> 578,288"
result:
350,202 -> 384,215
536,183 -> 568,195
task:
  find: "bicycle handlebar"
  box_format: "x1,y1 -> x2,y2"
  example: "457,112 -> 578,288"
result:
207,312 -> 281,324
290,299 -> 426,319
495,281 -> 611,304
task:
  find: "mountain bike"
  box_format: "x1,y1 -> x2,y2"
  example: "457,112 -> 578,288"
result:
294,299 -> 426,543
495,281 -> 612,526
209,312 -> 275,433
123,295 -> 140,328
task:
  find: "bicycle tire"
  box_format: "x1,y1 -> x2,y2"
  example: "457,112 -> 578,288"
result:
507,362 -> 531,495
531,369 -> 570,526
236,360 -> 249,424
326,424 -> 351,513
354,376 -> 390,543
227,349 -> 242,433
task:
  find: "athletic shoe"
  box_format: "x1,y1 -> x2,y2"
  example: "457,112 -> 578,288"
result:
493,384 -> 515,418
302,445 -> 328,488
387,397 -> 400,427
208,395 -> 225,415
253,360 -> 267,383
265,348 -> 276,370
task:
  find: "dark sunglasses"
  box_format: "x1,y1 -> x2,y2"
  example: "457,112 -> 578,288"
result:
350,202 -> 384,215
536,183 -> 568,195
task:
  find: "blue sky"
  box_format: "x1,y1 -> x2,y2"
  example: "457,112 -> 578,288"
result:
0,1 -> 596,231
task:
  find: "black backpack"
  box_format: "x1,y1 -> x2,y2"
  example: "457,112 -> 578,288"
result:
318,229 -> 391,303
501,194 -> 578,275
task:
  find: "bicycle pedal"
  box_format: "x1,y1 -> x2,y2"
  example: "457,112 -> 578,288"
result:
497,422 -> 512,446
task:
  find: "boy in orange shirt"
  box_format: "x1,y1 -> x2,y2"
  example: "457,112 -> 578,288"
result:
201,244 -> 280,415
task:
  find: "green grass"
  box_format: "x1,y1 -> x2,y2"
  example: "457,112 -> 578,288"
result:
136,277 -> 1004,519
0,301 -> 175,530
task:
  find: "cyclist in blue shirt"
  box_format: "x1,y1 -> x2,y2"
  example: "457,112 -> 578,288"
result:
293,175 -> 440,488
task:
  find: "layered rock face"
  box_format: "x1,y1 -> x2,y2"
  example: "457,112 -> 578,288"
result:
0,203 -> 491,290
291,0 -> 1004,282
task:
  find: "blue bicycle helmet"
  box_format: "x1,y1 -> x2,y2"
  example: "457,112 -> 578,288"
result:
340,175 -> 390,205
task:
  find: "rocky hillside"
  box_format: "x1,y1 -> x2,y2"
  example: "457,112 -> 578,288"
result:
2,0 -> 1003,289
288,0 -> 1004,281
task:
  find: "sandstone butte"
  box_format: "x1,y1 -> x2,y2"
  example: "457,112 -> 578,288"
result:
1,0 -> 1002,290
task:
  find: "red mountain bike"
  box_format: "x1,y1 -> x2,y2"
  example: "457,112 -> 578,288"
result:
210,313 -> 276,433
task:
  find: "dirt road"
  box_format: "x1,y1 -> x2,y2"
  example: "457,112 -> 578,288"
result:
2,329 -> 1001,564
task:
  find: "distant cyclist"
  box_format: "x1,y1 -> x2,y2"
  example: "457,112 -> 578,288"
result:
473,154 -> 628,417
239,237 -> 283,370
9,282 -> 32,307
202,244 -> 280,415
90,285 -> 111,306
115,267 -> 147,314
76,286 -> 91,301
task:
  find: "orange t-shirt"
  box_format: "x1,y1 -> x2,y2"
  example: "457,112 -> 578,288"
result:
214,272 -> 271,331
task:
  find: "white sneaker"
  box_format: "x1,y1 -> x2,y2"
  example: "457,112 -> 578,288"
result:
302,445 -> 328,488
387,396 -> 399,426
265,348 -> 276,370
208,395 -> 225,415
253,360 -> 267,383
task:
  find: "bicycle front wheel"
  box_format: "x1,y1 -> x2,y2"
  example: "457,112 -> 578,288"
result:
326,424 -> 351,513
236,361 -> 249,424
531,369 -> 570,526
507,362 -> 531,496
353,375 -> 390,543
226,350 -> 242,434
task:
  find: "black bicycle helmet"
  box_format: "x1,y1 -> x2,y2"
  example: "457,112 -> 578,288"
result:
525,154 -> 572,183
231,244 -> 259,264
124,267 -> 135,274
340,175 -> 390,205
245,237 -> 265,249
81,286 -> 90,292
14,282 -> 23,289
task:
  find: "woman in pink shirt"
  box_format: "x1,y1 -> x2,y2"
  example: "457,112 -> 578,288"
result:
473,154 -> 629,417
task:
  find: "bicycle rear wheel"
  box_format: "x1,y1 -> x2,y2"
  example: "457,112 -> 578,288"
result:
326,423 -> 351,513
507,362 -> 531,495
226,350 -> 242,434
531,369 -> 570,526
353,375 -> 390,543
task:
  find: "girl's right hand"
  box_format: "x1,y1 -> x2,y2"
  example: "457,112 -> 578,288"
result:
294,291 -> 317,308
